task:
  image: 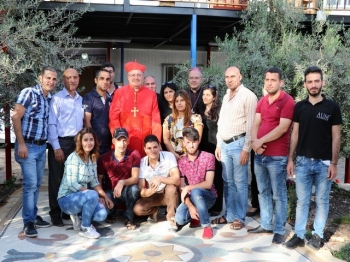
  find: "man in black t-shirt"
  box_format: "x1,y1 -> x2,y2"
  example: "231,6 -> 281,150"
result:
284,66 -> 342,251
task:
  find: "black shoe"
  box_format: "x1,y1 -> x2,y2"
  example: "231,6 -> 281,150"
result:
307,233 -> 322,250
246,208 -> 260,217
283,234 -> 305,249
247,225 -> 273,234
61,212 -> 70,220
23,222 -> 38,237
51,217 -> 64,227
272,233 -> 284,244
35,216 -> 50,228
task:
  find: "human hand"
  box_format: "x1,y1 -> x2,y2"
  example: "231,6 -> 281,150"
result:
113,181 -> 124,198
17,143 -> 28,159
215,147 -> 221,161
54,148 -> 65,163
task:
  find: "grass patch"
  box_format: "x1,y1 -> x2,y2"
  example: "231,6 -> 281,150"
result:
332,243 -> 350,262
333,215 -> 350,225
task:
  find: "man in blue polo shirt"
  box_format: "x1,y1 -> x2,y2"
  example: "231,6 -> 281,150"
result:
83,69 -> 112,155
12,66 -> 57,237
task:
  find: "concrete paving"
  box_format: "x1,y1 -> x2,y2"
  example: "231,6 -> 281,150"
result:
0,148 -> 348,262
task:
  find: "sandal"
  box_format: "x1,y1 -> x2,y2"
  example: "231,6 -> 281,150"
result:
125,220 -> 137,230
230,219 -> 244,230
211,216 -> 227,225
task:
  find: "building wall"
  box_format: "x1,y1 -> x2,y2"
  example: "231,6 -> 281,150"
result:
110,48 -> 211,92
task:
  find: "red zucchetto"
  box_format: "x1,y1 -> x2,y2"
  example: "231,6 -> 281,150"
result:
124,61 -> 146,73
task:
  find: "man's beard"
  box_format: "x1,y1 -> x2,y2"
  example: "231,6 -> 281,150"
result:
187,148 -> 198,156
307,87 -> 322,97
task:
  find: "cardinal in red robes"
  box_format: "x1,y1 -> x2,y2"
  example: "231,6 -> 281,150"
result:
109,61 -> 161,157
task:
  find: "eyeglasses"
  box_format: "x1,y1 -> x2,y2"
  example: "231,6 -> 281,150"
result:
128,73 -> 142,78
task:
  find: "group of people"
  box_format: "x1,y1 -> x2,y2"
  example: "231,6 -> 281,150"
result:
12,61 -> 342,251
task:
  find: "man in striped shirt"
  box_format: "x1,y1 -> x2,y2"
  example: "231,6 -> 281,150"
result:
214,66 -> 257,230
12,66 -> 57,237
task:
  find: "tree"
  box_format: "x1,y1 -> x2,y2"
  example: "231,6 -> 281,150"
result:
174,0 -> 350,157
0,0 -> 92,180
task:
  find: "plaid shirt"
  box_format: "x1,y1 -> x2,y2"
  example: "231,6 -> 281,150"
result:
57,152 -> 99,199
15,84 -> 51,140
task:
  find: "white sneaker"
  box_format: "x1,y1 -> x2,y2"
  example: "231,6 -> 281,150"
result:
79,225 -> 100,239
70,214 -> 81,231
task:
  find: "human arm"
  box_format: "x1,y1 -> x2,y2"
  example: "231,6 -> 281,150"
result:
287,122 -> 299,177
163,118 -> 182,160
251,112 -> 266,155
108,89 -> 122,136
328,124 -> 341,180
84,112 -> 92,128
138,178 -> 155,197
64,154 -> 88,192
93,184 -> 114,209
180,170 -> 214,203
242,94 -> 257,164
113,167 -> 140,198
192,114 -> 204,143
151,91 -> 162,142
149,166 -> 181,191
253,117 -> 292,154
47,96 -> 65,163
12,104 -> 27,159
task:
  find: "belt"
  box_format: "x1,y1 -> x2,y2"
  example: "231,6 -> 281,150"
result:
24,139 -> 46,145
223,133 -> 246,144
58,136 -> 75,140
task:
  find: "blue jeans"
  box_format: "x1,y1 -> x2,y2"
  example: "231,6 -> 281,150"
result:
58,190 -> 107,227
105,184 -> 139,221
220,137 -> 248,223
294,156 -> 332,239
254,154 -> 288,235
15,141 -> 47,225
175,188 -> 216,227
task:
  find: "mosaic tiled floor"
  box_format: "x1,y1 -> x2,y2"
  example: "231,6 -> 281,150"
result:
0,191 -> 312,262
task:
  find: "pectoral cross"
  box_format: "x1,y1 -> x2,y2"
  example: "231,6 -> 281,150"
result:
131,106 -> 139,117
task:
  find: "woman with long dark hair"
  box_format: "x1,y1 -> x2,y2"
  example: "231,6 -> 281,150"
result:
198,85 -> 223,216
57,127 -> 113,239
163,90 -> 203,160
158,81 -> 178,123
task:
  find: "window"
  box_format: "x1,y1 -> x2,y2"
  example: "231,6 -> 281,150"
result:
162,64 -> 179,83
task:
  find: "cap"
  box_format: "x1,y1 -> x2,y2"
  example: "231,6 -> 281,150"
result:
125,60 -> 146,73
113,128 -> 128,139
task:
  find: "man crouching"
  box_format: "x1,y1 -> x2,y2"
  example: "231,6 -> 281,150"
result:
174,127 -> 217,239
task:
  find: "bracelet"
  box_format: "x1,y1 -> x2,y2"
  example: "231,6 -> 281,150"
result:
331,163 -> 338,166
119,180 -> 125,185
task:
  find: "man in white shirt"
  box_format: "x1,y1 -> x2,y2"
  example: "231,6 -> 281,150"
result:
133,134 -> 180,229
214,66 -> 257,230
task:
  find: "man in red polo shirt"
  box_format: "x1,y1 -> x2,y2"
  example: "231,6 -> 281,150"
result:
97,128 -> 140,230
248,67 -> 295,244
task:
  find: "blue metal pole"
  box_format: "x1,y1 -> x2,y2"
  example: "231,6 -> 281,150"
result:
191,14 -> 197,67
120,42 -> 124,84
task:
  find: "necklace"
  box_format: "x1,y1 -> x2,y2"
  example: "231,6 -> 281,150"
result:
131,90 -> 139,117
